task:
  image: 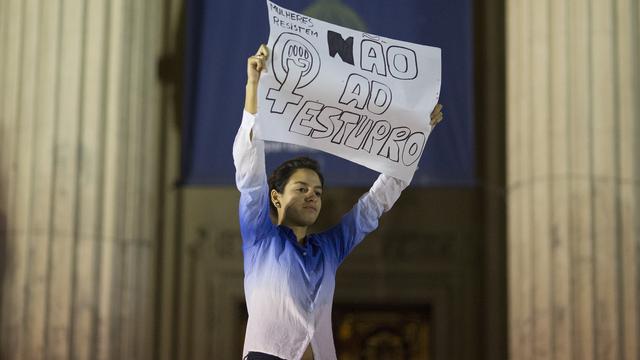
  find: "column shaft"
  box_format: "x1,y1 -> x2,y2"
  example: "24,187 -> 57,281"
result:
507,0 -> 640,359
0,0 -> 165,359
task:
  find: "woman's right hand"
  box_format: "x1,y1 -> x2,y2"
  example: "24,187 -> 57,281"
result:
247,44 -> 269,85
245,44 -> 269,114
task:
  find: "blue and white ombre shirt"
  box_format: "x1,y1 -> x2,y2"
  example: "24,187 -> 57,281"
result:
233,111 -> 408,360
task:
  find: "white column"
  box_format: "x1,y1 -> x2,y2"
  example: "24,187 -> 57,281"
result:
0,0 -> 165,359
507,0 -> 640,359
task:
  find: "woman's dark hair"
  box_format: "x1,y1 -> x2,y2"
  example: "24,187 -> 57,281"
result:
267,156 -> 325,214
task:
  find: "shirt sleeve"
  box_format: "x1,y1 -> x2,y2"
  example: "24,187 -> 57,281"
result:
325,173 -> 409,265
233,111 -> 273,249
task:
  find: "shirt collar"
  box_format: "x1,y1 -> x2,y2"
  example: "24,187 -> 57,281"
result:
277,225 -> 320,248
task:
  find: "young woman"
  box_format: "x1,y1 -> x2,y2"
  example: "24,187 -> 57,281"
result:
234,45 -> 443,360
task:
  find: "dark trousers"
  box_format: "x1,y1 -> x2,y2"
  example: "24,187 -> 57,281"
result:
244,352 -> 286,360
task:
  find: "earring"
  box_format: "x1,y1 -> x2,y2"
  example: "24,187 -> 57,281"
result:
275,202 -> 281,208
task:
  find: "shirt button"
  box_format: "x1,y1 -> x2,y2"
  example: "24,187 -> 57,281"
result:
303,252 -> 307,256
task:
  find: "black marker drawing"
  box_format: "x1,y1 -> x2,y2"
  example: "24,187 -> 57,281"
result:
362,33 -> 383,42
386,45 -> 418,80
402,132 -> 426,165
312,106 -> 342,139
289,100 -> 323,136
339,73 -> 392,115
360,39 -> 387,76
330,111 -> 359,145
367,80 -> 392,115
338,73 -> 370,110
344,116 -> 373,150
327,30 -> 354,65
266,32 -> 321,114
261,2 -> 440,180
362,120 -> 391,153
288,100 -> 426,166
376,126 -> 411,163
359,39 -> 420,81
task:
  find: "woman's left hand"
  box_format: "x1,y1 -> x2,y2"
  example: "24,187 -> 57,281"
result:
430,104 -> 444,127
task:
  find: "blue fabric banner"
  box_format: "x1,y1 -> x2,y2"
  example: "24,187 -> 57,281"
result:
183,0 -> 475,186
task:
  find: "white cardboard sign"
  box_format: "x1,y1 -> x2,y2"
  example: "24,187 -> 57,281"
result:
255,1 -> 441,182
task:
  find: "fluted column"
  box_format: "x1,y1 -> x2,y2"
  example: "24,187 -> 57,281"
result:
0,0 -> 164,359
507,0 -> 639,359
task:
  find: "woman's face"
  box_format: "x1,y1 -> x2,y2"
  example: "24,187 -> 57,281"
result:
272,168 -> 323,227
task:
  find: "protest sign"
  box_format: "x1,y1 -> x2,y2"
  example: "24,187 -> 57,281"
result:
255,0 -> 441,182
